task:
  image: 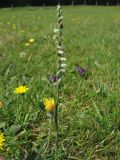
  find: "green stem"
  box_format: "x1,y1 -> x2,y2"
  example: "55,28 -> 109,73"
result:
55,83 -> 59,159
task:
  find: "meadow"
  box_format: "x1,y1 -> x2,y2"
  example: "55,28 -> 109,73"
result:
0,6 -> 120,160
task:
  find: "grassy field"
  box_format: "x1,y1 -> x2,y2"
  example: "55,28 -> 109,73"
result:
0,6 -> 120,160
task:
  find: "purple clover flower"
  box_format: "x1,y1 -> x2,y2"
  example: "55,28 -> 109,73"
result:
49,74 -> 58,83
75,65 -> 87,77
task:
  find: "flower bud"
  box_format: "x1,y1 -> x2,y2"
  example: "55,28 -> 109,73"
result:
43,98 -> 56,113
49,74 -> 58,83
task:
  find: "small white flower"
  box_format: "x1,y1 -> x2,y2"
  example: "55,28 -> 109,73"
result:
58,50 -> 64,55
60,64 -> 66,68
57,4 -> 61,10
54,29 -> 59,33
58,16 -> 63,21
60,16 -> 63,19
59,58 -> 66,62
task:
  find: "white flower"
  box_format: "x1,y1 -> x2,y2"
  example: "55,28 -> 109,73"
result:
58,50 -> 64,55
59,58 -> 66,62
60,64 -> 66,68
54,29 -> 59,33
58,16 -> 63,22
57,4 -> 61,11
60,16 -> 63,20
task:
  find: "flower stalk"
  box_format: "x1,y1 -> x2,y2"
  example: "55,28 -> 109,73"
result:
43,2 -> 66,158
53,2 -> 66,158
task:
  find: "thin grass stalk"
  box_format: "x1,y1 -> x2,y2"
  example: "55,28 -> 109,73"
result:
55,83 -> 59,151
27,93 -> 35,107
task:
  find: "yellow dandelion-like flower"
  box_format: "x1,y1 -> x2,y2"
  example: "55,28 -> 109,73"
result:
0,101 -> 3,109
29,39 -> 35,43
25,43 -> 30,47
14,86 -> 29,94
0,133 -> 5,150
43,98 -> 56,113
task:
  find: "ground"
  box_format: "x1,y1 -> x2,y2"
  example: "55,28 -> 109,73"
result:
0,6 -> 120,160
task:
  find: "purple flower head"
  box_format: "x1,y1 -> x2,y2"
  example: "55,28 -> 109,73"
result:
75,65 -> 87,77
49,74 -> 58,83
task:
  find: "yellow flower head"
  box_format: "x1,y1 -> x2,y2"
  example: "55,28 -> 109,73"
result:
29,38 -> 35,43
25,43 -> 30,47
43,98 -> 56,113
0,133 -> 5,150
14,86 -> 29,94
0,101 -> 3,109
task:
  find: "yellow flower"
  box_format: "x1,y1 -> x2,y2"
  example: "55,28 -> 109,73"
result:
0,101 -> 3,109
29,39 -> 35,43
14,86 -> 29,94
0,133 -> 5,150
43,98 -> 56,113
25,43 -> 30,47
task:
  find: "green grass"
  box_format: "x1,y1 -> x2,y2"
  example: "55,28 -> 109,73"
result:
0,6 -> 120,160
